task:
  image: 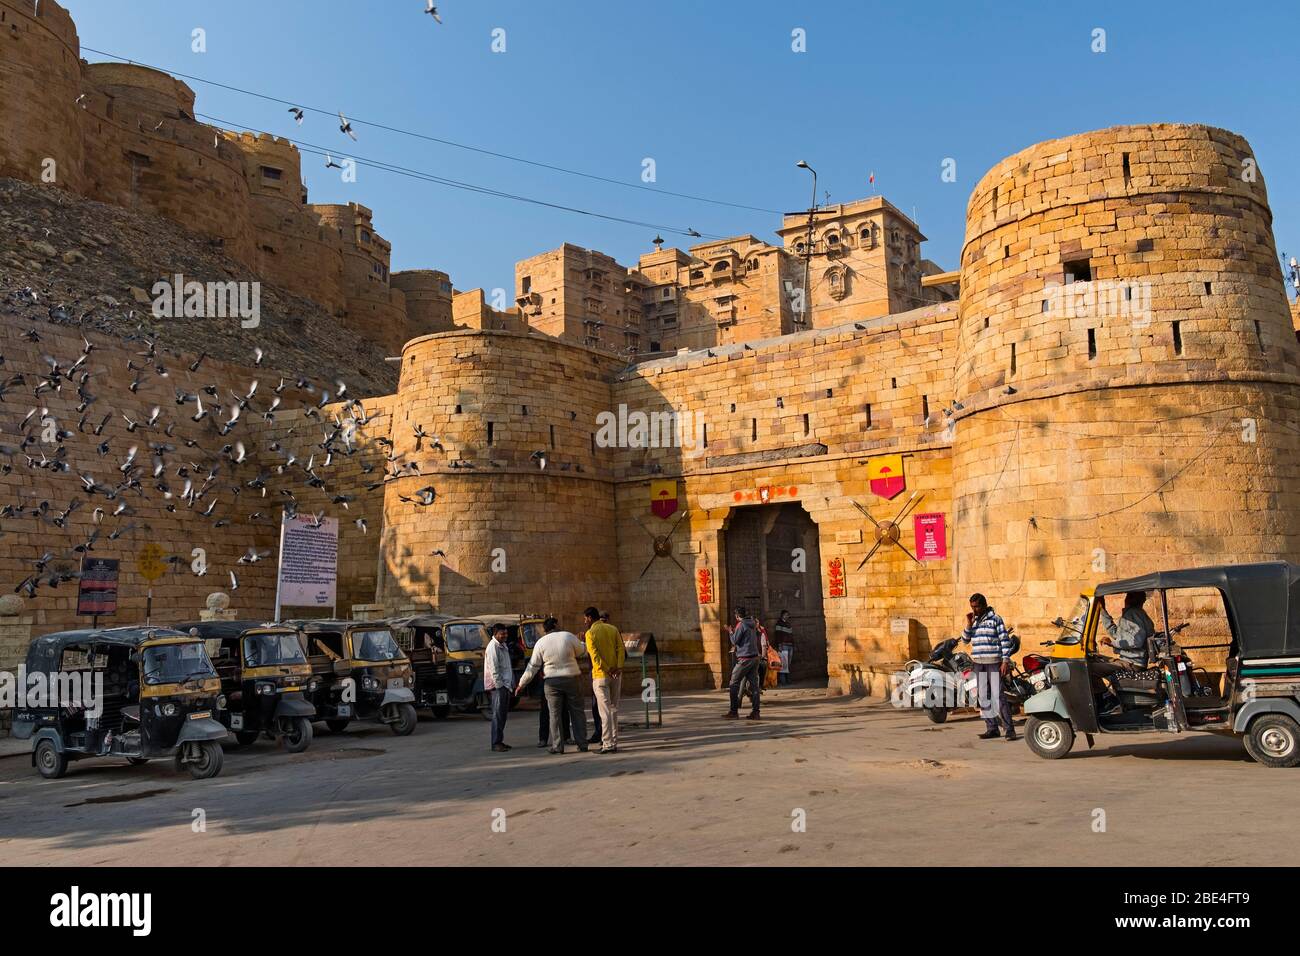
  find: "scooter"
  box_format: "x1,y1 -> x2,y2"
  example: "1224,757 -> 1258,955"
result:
901,629 -> 1046,723
900,637 -> 977,723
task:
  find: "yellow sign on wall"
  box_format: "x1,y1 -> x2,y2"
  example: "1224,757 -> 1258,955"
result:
136,543 -> 166,583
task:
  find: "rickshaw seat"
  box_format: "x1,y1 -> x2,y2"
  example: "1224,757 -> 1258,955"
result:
122,705 -> 141,724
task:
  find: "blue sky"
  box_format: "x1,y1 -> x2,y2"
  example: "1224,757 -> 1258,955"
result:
65,0 -> 1298,299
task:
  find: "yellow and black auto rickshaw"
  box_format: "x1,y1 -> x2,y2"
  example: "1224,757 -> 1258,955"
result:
390,613 -> 491,717
1024,562 -> 1300,767
177,620 -> 317,752
288,619 -> 418,735
12,626 -> 227,779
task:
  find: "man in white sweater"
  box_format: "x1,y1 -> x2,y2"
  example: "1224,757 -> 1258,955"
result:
516,617 -> 589,753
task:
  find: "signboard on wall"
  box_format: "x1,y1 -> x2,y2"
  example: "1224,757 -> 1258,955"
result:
913,513 -> 947,561
826,557 -> 847,598
276,514 -> 339,615
77,558 -> 119,616
696,567 -> 715,605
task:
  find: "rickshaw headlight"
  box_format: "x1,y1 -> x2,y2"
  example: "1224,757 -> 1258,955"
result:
216,695 -> 227,710
458,664 -> 473,675
256,682 -> 276,696
361,676 -> 380,692
160,702 -> 177,717
308,679 -> 319,693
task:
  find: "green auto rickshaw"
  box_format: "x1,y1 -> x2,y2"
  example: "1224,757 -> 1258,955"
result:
1025,562 -> 1300,767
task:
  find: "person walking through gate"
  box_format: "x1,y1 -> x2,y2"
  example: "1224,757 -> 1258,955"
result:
516,617 -> 589,753
585,606 -> 626,753
961,592 -> 1017,741
484,623 -> 513,752
724,607 -> 762,721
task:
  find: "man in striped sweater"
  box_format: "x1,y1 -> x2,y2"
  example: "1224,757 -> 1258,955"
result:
961,593 -> 1017,741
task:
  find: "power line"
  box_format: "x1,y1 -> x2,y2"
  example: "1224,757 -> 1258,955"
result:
200,112 -> 725,240
80,45 -> 783,216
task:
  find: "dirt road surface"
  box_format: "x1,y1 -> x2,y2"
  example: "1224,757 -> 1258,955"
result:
0,688 -> 1286,866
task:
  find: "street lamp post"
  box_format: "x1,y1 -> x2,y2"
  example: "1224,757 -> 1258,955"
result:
796,160 -> 817,327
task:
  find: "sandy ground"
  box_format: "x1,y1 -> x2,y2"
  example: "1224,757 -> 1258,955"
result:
0,687 -> 1290,866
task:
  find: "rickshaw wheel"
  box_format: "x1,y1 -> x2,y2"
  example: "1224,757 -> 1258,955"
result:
35,740 -> 68,779
186,741 -> 224,780
390,703 -> 418,736
925,706 -> 948,724
325,719 -> 351,734
280,717 -> 313,753
1025,716 -> 1074,759
1244,714 -> 1300,768
431,705 -> 451,719
235,731 -> 260,747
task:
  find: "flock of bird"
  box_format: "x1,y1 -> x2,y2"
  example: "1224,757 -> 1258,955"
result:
0,290 -> 450,607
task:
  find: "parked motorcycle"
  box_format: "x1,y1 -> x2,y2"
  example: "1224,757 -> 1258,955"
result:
901,628 -> 1046,723
900,637 -> 977,723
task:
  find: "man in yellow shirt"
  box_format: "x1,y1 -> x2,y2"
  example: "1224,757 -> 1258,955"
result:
584,606 -> 625,754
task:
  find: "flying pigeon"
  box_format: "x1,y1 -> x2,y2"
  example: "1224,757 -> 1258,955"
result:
288,106 -> 305,124
338,111 -> 357,141
424,1 -> 442,23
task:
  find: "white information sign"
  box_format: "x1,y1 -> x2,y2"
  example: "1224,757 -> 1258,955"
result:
275,514 -> 339,615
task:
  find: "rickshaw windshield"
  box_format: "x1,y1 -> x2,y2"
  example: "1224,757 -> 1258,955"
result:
243,632 -> 307,667
446,624 -> 485,652
351,629 -> 403,661
142,642 -> 216,685
521,622 -> 543,648
1057,597 -> 1089,644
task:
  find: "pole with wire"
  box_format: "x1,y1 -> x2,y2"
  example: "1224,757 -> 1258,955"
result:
796,160 -> 817,327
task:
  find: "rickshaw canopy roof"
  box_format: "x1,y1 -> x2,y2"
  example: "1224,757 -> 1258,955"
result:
1096,561 -> 1300,658
287,619 -> 386,632
171,620 -> 285,641
26,626 -> 194,672
389,613 -> 481,629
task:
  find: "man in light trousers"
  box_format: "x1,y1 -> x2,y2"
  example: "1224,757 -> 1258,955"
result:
960,592 -> 1017,741
584,606 -> 625,754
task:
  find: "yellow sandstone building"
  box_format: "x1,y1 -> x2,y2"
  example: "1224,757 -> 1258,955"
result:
2,0 -> 1298,695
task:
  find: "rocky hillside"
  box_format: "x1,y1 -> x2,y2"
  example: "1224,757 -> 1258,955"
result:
0,177 -> 399,396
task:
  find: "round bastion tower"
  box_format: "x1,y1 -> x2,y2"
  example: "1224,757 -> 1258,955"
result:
952,124 -> 1300,641
378,330 -> 625,621
0,0 -> 86,193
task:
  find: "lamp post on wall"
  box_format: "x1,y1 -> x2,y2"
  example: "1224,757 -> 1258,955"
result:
796,160 -> 817,327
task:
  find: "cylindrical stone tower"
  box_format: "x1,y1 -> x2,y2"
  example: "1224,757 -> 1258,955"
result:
0,0 -> 86,193
377,330 -> 624,624
953,123 -> 1300,640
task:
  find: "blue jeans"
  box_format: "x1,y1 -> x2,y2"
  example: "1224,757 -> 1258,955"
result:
489,686 -> 511,746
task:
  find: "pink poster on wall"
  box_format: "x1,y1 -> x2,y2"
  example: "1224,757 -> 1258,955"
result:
913,513 -> 947,561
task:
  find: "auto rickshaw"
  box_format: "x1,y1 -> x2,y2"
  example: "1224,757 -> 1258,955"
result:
1024,562 -> 1300,767
389,613 -> 490,717
288,619 -> 418,735
12,626 -> 227,779
175,620 -> 317,752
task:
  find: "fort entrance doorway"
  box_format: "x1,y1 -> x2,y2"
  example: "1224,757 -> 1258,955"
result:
721,503 -> 827,683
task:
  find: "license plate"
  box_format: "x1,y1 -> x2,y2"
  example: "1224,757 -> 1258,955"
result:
188,711 -> 211,720
336,704 -> 351,717
230,714 -> 243,730
283,686 -> 301,692
435,692 -> 448,705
